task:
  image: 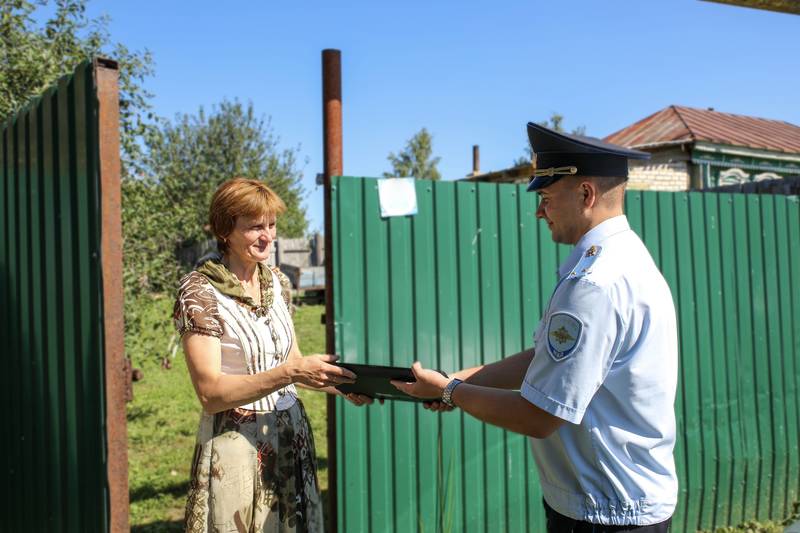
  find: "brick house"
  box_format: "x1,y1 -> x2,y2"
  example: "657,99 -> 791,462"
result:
605,105 -> 800,191
466,106 -> 800,191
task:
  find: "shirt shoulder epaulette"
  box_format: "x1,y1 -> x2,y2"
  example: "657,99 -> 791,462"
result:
566,245 -> 602,280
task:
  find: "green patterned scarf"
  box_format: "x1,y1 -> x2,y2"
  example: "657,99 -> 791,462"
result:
196,256 -> 274,316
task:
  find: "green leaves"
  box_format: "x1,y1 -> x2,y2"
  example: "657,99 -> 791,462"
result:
384,127 -> 442,180
150,98 -> 307,241
0,0 -> 158,180
2,1 -> 309,344
121,100 -> 308,299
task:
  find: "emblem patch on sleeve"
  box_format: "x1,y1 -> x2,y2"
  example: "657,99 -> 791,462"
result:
546,312 -> 583,362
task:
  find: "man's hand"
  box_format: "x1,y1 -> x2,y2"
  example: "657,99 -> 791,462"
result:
391,361 -> 450,399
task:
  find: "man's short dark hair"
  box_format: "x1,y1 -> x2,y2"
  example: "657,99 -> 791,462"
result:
589,175 -> 628,193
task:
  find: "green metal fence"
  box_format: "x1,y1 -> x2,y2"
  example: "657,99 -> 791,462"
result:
331,175 -> 800,532
0,59 -> 127,532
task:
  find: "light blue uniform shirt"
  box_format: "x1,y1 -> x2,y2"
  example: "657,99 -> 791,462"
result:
521,215 -> 678,526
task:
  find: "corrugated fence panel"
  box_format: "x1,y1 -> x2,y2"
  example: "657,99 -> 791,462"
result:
777,197 -> 800,512
704,193 -> 734,527
719,192 -> 747,527
332,176 -> 800,532
0,62 -> 109,531
456,182 -> 484,533
432,182 -> 465,533
789,198 -> 800,504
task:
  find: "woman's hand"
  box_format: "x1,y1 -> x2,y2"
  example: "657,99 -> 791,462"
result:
287,354 -> 356,388
422,400 -> 455,413
342,393 -> 376,406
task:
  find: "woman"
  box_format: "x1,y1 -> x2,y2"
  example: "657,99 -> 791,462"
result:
173,178 -> 370,532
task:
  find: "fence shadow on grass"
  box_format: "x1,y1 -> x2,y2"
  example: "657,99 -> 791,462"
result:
131,490 -> 332,532
130,479 -> 187,532
131,520 -> 183,532
130,479 -> 191,503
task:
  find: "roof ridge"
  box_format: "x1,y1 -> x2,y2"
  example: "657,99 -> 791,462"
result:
670,105 -> 697,141
674,104 -> 799,128
605,105 -> 681,141
605,105 -> 800,154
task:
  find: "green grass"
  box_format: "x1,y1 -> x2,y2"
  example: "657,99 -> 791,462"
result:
126,294 -> 330,531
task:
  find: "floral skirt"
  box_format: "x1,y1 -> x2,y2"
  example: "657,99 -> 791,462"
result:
185,399 -> 324,533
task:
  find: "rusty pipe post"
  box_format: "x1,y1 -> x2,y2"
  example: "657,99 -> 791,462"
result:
472,144 -> 480,175
322,48 -> 342,533
94,57 -> 129,533
323,50 -> 343,178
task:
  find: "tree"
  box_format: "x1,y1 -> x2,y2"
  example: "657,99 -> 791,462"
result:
123,100 -> 308,295
0,0 -> 158,180
384,127 -> 442,180
513,113 -> 587,166
0,0 -> 165,343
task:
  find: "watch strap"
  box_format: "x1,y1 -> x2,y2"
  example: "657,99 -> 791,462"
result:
442,378 -> 463,407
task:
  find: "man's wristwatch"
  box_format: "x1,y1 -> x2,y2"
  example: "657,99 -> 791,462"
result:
441,378 -> 463,407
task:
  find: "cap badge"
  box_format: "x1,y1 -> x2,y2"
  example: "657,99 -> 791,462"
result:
532,165 -> 578,177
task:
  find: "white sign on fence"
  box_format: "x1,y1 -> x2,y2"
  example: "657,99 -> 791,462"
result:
378,177 -> 418,218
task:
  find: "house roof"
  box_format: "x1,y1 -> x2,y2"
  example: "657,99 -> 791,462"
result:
701,0 -> 800,15
604,105 -> 800,155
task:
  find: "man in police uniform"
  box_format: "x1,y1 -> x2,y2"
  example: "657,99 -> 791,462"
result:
393,123 -> 679,532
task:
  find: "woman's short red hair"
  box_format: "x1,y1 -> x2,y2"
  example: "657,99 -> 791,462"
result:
209,178 -> 286,254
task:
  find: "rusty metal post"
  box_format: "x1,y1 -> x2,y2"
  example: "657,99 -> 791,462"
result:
322,48 -> 342,532
94,57 -> 129,533
472,144 -> 480,175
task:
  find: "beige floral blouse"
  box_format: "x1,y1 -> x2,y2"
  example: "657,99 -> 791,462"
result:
174,266 -> 298,412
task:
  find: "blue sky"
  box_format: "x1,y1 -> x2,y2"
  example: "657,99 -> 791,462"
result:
84,0 -> 799,233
